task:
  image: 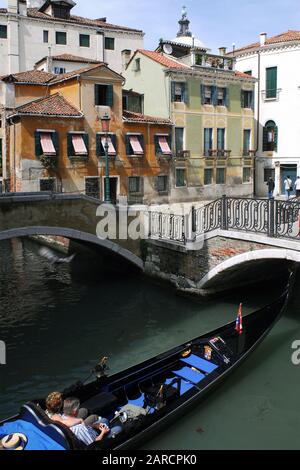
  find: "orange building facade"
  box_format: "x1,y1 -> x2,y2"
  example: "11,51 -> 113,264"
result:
1,64 -> 174,204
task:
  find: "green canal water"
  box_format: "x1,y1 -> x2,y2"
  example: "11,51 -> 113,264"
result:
0,238 -> 299,450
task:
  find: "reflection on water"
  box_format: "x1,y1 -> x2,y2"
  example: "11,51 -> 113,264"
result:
0,238 -> 299,449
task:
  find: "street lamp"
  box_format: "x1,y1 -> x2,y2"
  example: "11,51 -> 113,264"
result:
101,113 -> 111,203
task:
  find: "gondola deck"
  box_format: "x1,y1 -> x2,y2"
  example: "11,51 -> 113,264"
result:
0,276 -> 293,451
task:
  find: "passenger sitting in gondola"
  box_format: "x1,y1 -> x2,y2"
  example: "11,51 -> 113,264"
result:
45,392 -> 83,428
62,398 -> 122,446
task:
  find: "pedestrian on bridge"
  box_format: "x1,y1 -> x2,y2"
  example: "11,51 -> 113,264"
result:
295,177 -> 300,198
267,177 -> 275,199
284,176 -> 293,200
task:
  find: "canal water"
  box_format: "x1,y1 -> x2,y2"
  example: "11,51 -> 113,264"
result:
0,238 -> 299,450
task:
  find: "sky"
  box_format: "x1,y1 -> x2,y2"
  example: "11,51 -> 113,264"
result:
1,0 -> 300,53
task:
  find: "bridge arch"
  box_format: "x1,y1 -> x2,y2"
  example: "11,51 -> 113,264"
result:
0,226 -> 143,270
198,249 -> 300,294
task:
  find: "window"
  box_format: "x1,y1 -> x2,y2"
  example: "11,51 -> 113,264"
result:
175,127 -> 184,155
263,120 -> 278,152
129,176 -> 143,194
241,90 -> 254,109
264,168 -> 275,182
217,88 -> 226,106
68,133 -> 89,158
171,82 -> 187,103
54,67 -> 66,74
204,128 -> 213,156
134,59 -> 141,72
175,168 -> 186,187
0,25 -> 7,39
266,67 -> 277,99
216,168 -> 226,185
243,129 -> 251,156
126,134 -> 144,156
157,175 -> 168,193
53,5 -> 70,19
244,70 -> 252,76
217,128 -> 225,153
96,134 -> 117,157
95,84 -> 114,107
85,177 -> 100,199
80,34 -> 90,47
204,168 -> 213,185
155,135 -> 172,156
35,131 -> 58,157
40,178 -> 56,192
43,30 -> 49,43
202,85 -> 213,105
105,37 -> 115,50
56,31 -> 67,45
243,167 -> 251,183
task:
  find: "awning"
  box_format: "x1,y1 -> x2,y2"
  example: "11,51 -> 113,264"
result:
40,133 -> 56,155
158,136 -> 172,155
129,135 -> 143,155
72,134 -> 88,155
101,136 -> 116,156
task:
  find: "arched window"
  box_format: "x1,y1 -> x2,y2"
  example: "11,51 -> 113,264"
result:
263,120 -> 278,152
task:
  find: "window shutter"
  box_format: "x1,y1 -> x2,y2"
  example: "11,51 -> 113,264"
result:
154,135 -> 160,154
96,134 -> 103,156
138,134 -> 145,152
274,126 -> 278,151
107,85 -> 114,107
200,84 -> 205,105
167,134 -> 172,151
52,132 -> 59,155
250,91 -> 254,110
35,131 -> 42,156
171,82 -> 176,102
83,133 -> 89,157
182,83 -> 189,105
111,134 -> 117,154
67,134 -> 73,157
95,84 -> 100,105
212,86 -> 218,106
125,135 -> 131,155
241,90 -> 245,108
224,88 -> 229,108
266,67 -> 277,98
262,127 -> 268,151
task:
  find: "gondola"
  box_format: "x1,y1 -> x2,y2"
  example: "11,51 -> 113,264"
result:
0,276 -> 293,451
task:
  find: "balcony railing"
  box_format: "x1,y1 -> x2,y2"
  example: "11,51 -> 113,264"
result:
261,89 -> 281,102
156,152 -> 173,160
243,150 -> 256,158
206,149 -> 231,158
176,150 -> 190,160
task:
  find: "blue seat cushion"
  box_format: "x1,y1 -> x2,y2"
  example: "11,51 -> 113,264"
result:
165,378 -> 194,395
127,394 -> 145,407
181,354 -> 218,374
172,366 -> 205,384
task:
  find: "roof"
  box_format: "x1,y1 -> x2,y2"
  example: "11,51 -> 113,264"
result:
128,50 -> 190,71
27,8 -> 143,34
232,30 -> 300,55
123,110 -> 173,125
48,63 -> 123,84
0,8 -> 7,14
0,70 -> 55,84
35,54 -> 101,66
235,70 -> 256,80
10,93 -> 83,118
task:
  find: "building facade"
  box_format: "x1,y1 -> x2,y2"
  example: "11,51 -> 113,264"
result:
0,64 -> 174,203
0,0 -> 144,76
124,11 -> 257,201
233,31 -> 300,197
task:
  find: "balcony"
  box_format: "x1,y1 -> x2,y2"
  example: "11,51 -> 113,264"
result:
243,150 -> 256,158
176,150 -> 190,160
206,149 -> 231,158
195,53 -> 235,72
156,151 -> 173,161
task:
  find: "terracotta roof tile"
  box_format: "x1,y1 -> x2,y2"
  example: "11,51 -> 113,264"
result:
12,93 -> 83,118
123,110 -> 173,125
235,70 -> 256,79
233,30 -> 300,54
35,54 -> 102,66
0,70 -> 55,84
136,50 -> 190,70
27,8 -> 143,34
48,63 -> 110,84
0,8 -> 7,13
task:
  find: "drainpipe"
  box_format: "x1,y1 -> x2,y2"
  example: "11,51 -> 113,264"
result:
254,49 -> 261,197
13,119 -> 16,192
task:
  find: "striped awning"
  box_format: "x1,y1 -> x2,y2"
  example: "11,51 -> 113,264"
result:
72,134 -> 88,155
40,133 -> 56,155
101,136 -> 116,156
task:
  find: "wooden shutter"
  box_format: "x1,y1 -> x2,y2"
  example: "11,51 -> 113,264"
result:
262,127 -> 268,151
175,128 -> 183,153
274,126 -> 278,151
154,135 -> 160,154
200,84 -> 205,105
224,88 -> 229,108
96,134 -> 104,156
67,134 -> 73,157
111,134 -> 117,154
212,86 -> 218,106
241,90 -> 245,108
83,133 -> 89,157
138,134 -> 144,152
94,84 -> 100,105
52,132 -> 59,156
266,67 -> 277,99
182,83 -> 189,105
250,91 -> 254,110
171,82 -> 176,102
107,85 -> 114,107
125,135 -> 131,155
35,131 -> 43,156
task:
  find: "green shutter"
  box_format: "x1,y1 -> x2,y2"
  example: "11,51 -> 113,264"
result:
200,84 -> 205,105
52,132 -> 59,155
83,133 -> 89,157
171,82 -> 176,102
125,135 -> 131,155
212,86 -> 218,106
138,134 -> 144,152
35,131 -> 42,157
154,135 -> 160,154
274,126 -> 278,151
106,85 -> 114,107
182,83 -> 189,105
111,134 -> 117,154
262,127 -> 268,151
217,129 -> 224,150
224,88 -> 229,108
95,85 -> 100,105
175,128 -> 184,153
266,67 -> 277,99
67,134 -> 73,157
241,90 -> 245,108
96,134 -> 103,156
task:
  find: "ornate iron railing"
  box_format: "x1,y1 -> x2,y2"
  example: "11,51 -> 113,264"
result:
149,196 -> 300,244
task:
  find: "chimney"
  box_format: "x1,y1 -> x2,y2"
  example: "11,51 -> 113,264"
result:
122,49 -> 132,70
26,0 -> 46,9
260,32 -> 267,46
219,47 -> 227,56
7,0 -> 18,14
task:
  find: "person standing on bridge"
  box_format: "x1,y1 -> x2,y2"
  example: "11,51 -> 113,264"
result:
267,177 -> 275,199
284,175 -> 293,200
295,176 -> 300,198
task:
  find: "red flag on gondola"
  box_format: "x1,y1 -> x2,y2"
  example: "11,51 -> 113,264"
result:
235,303 -> 243,335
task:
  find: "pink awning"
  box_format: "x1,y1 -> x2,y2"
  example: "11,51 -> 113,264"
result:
72,134 -> 88,155
101,136 -> 116,156
129,135 -> 143,155
40,133 -> 56,155
158,136 -> 172,155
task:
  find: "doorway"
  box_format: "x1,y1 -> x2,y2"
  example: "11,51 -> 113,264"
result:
281,165 -> 297,196
104,177 -> 118,204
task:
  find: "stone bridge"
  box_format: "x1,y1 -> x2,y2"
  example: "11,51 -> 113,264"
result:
0,193 -> 144,271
